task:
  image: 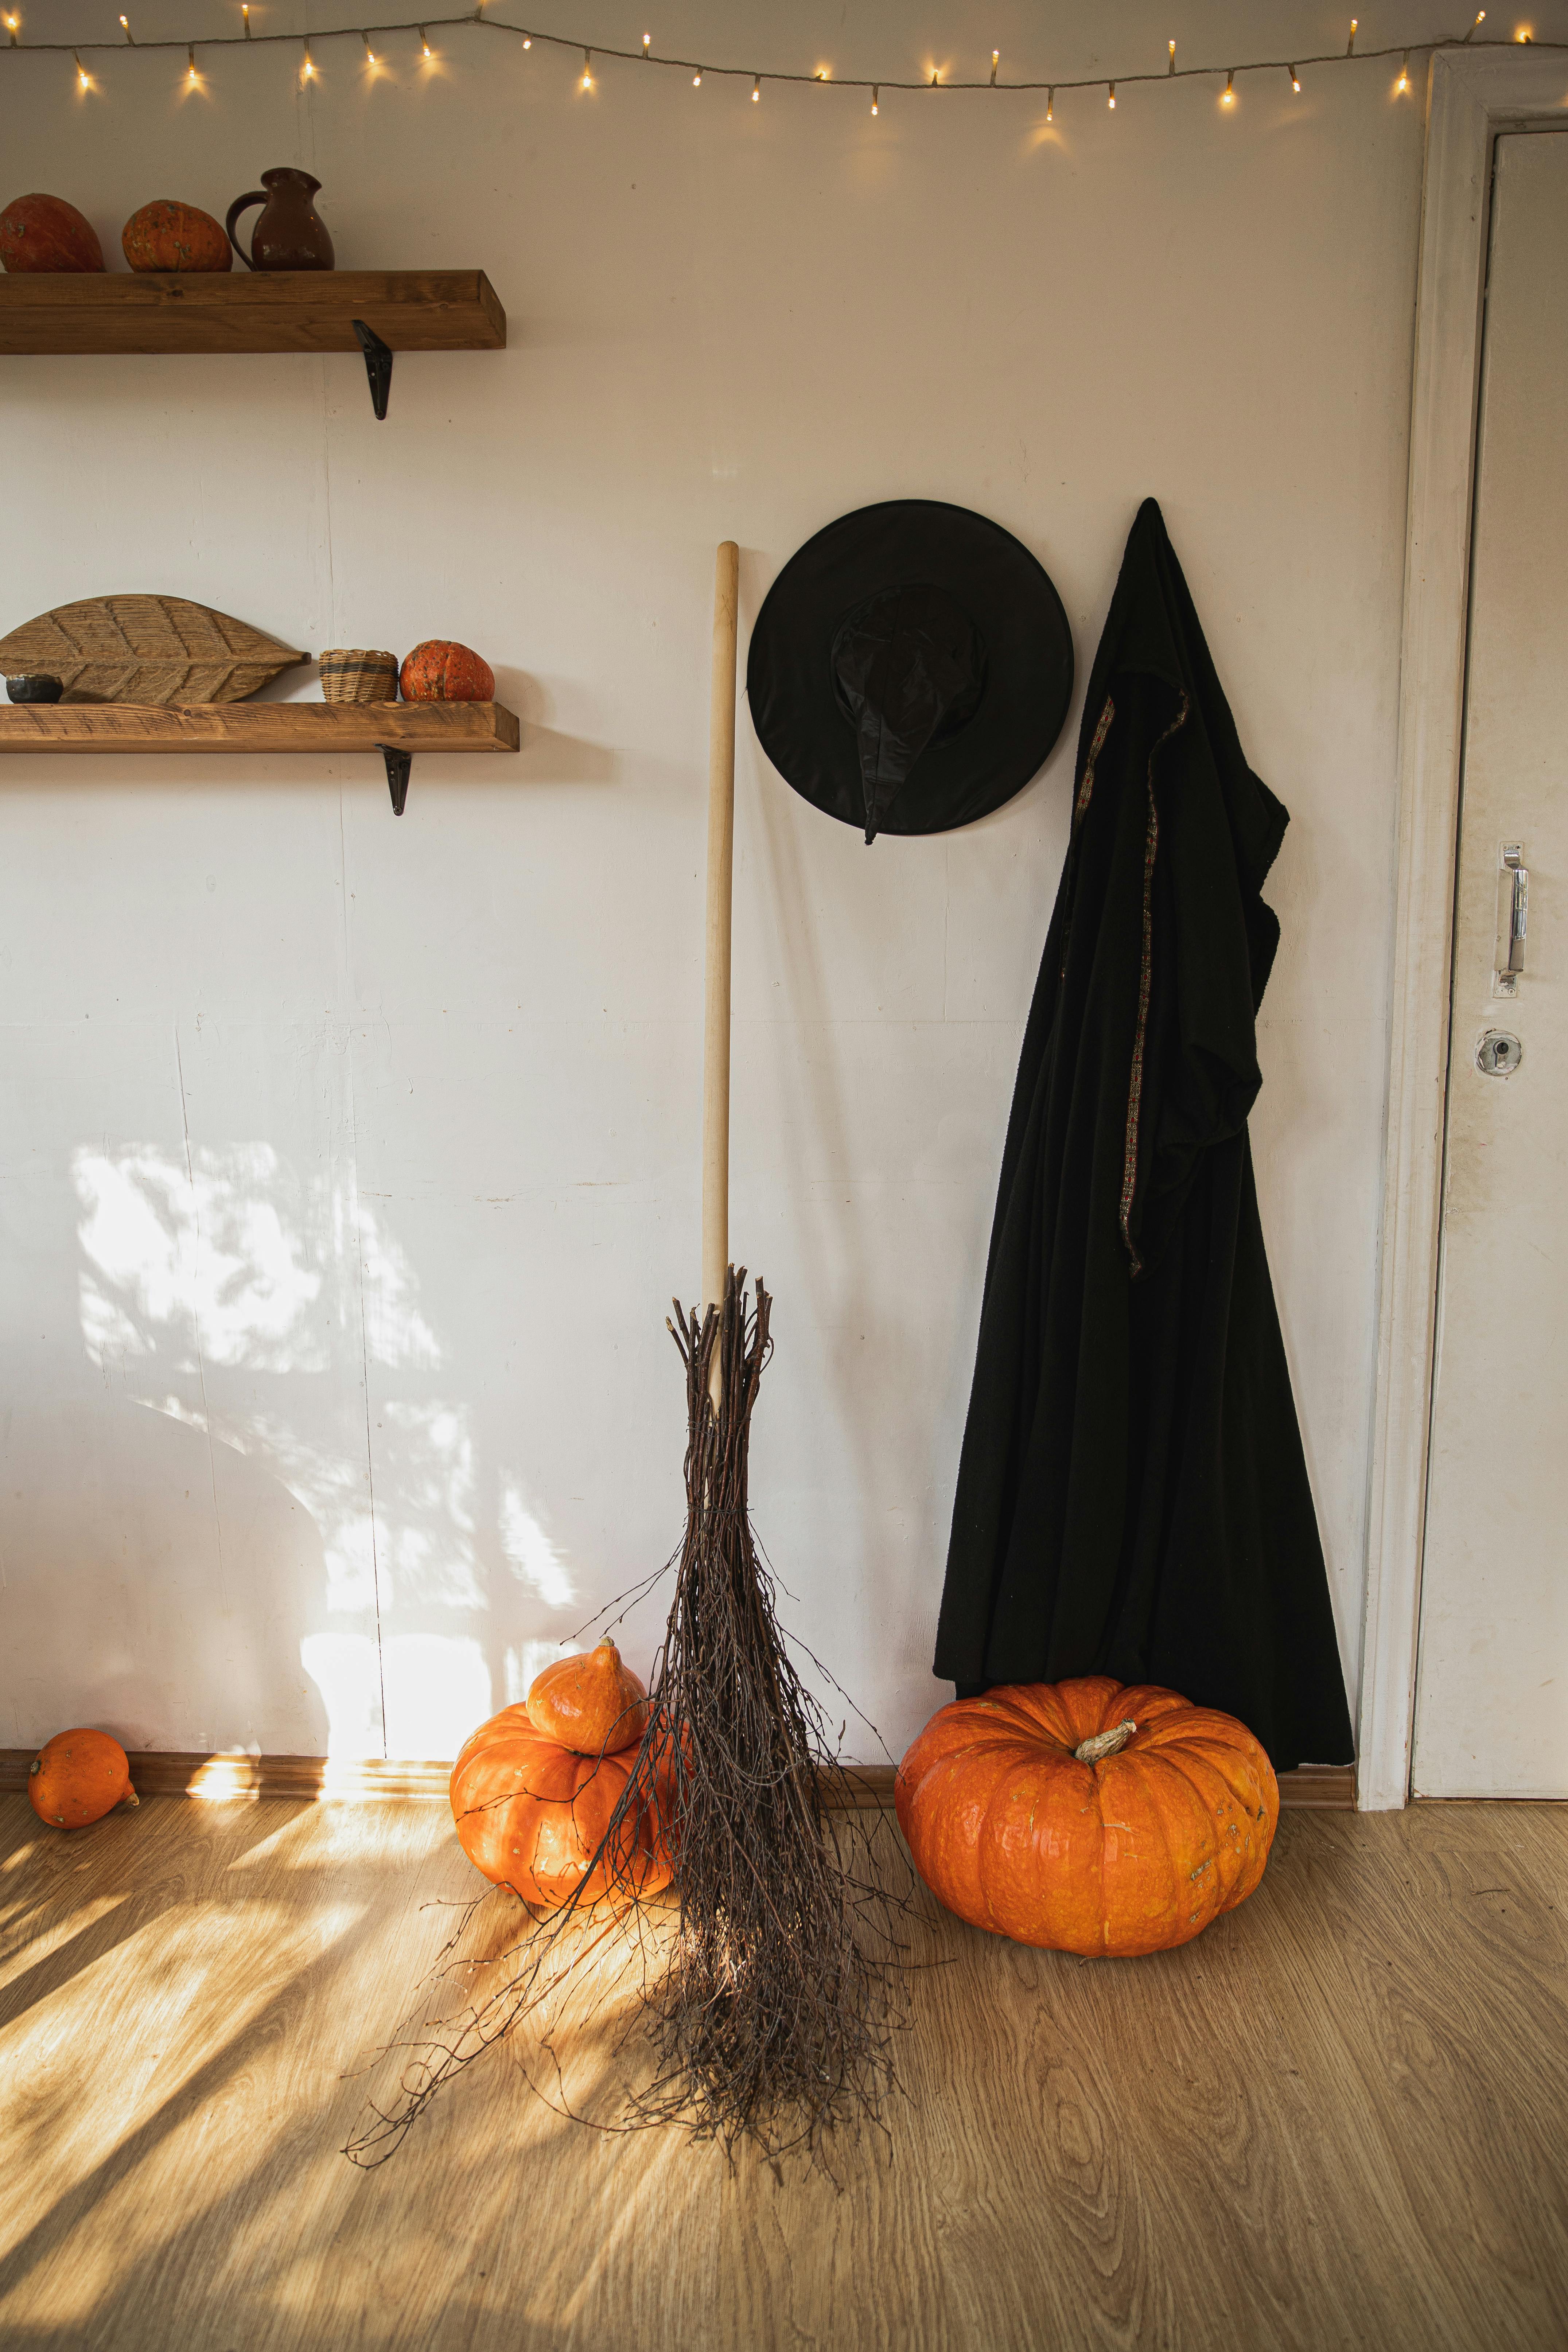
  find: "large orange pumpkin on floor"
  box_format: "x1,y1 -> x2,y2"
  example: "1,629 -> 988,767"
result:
399,639 -> 495,703
450,1705 -> 670,1908
0,192 -> 105,274
122,199 -> 231,274
527,1637 -> 651,1756
28,1728 -> 138,1829
896,1677 -> 1278,1958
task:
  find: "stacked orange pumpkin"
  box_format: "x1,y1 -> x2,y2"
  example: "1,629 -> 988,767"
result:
450,1639 -> 669,1909
896,1676 -> 1278,1957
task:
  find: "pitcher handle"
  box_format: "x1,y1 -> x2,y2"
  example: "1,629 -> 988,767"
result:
225,191 -> 266,270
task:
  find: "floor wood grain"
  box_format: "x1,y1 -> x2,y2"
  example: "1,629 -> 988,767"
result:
0,1795 -> 1561,2351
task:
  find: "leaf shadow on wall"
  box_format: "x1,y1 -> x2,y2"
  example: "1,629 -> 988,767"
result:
62,1139 -> 590,1759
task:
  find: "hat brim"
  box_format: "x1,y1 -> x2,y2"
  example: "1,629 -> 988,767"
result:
746,500 -> 1074,837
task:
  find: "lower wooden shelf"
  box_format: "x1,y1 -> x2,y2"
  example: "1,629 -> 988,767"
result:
0,697 -> 520,812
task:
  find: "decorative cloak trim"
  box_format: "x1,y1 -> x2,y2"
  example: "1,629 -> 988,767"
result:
1074,694 -> 1116,831
1060,693 -> 1117,986
1120,690 -> 1190,1275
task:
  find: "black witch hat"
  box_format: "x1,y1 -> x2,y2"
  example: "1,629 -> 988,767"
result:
746,500 -> 1074,843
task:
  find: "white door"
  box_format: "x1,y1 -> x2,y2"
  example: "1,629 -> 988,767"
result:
1413,131 -> 1568,1799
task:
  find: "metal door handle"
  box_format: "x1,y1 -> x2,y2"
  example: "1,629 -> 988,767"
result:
1494,842 -> 1528,996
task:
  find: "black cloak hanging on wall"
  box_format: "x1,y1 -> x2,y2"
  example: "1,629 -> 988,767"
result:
933,499 -> 1354,1773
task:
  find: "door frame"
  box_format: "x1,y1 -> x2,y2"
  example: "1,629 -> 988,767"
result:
1358,46 -> 1568,1809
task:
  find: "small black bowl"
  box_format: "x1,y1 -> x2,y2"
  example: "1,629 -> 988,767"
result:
6,674 -> 64,704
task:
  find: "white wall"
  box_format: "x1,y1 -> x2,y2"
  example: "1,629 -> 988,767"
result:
3,1 -> 1533,1764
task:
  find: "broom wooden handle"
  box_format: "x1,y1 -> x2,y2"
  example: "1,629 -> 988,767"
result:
703,541 -> 740,1320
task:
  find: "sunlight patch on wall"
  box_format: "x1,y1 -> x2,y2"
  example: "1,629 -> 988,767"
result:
380,1633 -> 492,1757
300,1632 -> 385,1758
358,1202 -> 440,1368
498,1481 -> 576,1608
74,1144 -> 325,1375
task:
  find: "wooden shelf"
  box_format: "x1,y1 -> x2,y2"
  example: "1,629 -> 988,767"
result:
0,270 -> 506,356
0,700 -> 518,753
0,698 -> 519,814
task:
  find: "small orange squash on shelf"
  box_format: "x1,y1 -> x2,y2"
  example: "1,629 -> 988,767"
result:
399,639 -> 495,703
895,1676 -> 1277,1958
0,192 -> 104,274
28,1728 -> 138,1829
450,1704 -> 670,1909
121,199 -> 231,274
527,1636 -> 650,1757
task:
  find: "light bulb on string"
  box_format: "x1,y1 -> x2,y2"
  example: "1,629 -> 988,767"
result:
419,26 -> 432,59
1289,65 -> 1301,93
1347,19 -> 1358,54
990,50 -> 999,86
1107,81 -> 1115,108
241,5 -> 251,38
522,36 -> 530,48
1046,86 -> 1053,122
1464,10 -> 1486,37
642,32 -> 650,57
301,38 -> 315,80
580,48 -> 592,90
1168,39 -> 1175,74
73,47 -> 89,90
870,85 -> 878,114
118,14 -> 133,42
5,12 -> 19,45
1517,27 -> 1534,41
1396,50 -> 1411,92
1221,68 -> 1235,106
752,74 -> 760,101
187,42 -> 199,83
692,69 -> 700,85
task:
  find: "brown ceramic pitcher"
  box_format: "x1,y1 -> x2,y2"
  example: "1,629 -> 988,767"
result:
226,169 -> 335,270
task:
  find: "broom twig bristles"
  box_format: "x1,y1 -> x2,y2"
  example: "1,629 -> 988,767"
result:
345,1267 -> 907,2172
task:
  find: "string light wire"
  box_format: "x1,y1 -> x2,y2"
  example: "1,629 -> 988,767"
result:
4,15 -> 1560,109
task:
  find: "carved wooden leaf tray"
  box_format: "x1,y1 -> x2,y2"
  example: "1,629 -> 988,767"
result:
0,595 -> 308,704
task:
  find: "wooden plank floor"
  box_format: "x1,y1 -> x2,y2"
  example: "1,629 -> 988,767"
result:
0,1792 -> 1562,2351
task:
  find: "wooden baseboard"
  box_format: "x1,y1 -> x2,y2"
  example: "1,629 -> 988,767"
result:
0,1750 -> 1355,1811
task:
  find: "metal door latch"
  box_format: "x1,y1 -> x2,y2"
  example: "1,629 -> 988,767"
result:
1494,842 -> 1528,996
1477,1029 -> 1522,1077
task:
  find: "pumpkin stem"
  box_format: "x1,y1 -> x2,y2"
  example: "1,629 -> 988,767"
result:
1074,1717 -> 1138,1765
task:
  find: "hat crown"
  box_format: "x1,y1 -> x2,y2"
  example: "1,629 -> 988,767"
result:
830,583 -> 987,844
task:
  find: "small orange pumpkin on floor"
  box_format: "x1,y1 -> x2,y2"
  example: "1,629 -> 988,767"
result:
527,1636 -> 650,1756
450,1703 -> 669,1909
895,1676 -> 1278,1958
28,1728 -> 138,1829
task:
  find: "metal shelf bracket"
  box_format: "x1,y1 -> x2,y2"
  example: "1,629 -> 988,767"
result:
352,319 -> 394,420
378,744 -> 413,815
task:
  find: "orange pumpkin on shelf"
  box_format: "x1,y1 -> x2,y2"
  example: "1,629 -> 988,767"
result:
28,1728 -> 138,1829
527,1636 -> 651,1757
0,192 -> 105,274
895,1676 -> 1278,1958
122,199 -> 231,274
399,639 -> 495,703
450,1703 -> 670,1909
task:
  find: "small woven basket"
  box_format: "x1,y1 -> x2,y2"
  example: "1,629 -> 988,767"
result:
319,648 -> 398,705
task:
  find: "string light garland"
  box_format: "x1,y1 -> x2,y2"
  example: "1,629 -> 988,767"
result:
5,11 -> 1562,118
